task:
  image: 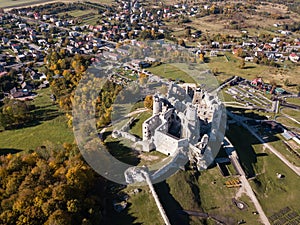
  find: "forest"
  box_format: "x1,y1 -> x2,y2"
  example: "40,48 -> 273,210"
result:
0,143 -> 106,225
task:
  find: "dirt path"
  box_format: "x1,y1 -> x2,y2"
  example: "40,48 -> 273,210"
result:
240,175 -> 270,225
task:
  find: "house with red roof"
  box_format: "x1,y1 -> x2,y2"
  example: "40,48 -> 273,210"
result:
289,53 -> 299,63
251,77 -> 264,86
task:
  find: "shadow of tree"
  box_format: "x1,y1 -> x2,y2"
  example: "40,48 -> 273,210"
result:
0,148 -> 23,156
2,102 -> 63,130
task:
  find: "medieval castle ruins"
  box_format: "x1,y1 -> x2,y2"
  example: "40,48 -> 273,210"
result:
112,82 -> 226,184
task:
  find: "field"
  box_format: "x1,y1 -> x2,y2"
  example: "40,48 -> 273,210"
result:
58,9 -> 97,18
206,53 -> 300,93
147,62 -> 219,85
166,1 -> 300,38
286,98 -> 300,105
197,167 -> 262,225
276,116 -> 300,130
269,137 -> 300,167
0,0 -> 57,9
56,8 -> 101,25
0,88 -> 74,153
148,63 -> 196,83
277,107 -> 300,130
108,167 -> 263,225
0,0 -> 113,11
227,124 -> 300,217
281,107 -> 300,120
86,0 -> 113,5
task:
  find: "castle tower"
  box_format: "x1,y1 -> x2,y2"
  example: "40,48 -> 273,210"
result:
182,103 -> 200,145
186,104 -> 197,122
153,95 -> 162,115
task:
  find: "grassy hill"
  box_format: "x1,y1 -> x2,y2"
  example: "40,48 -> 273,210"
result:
0,88 -> 74,153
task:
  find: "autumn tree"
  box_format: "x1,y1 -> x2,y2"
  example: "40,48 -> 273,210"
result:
159,84 -> 168,96
199,53 -> 204,62
177,39 -> 186,47
0,143 -> 107,225
239,59 -> 245,69
144,95 -> 153,109
139,73 -> 148,86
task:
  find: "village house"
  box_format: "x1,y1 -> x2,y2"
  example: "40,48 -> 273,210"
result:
289,53 -> 299,63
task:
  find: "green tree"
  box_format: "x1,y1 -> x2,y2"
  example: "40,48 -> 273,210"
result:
185,27 -> 191,37
0,99 -> 32,129
284,79 -> 290,87
296,85 -> 300,93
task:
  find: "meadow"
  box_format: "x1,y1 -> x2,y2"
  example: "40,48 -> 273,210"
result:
0,88 -> 74,153
0,0 -> 56,9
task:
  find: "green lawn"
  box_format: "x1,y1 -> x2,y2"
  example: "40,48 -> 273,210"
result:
106,122 -> 300,225
198,167 -> 262,225
82,16 -> 101,25
227,124 -> 300,217
104,135 -> 139,165
57,9 -> 97,18
209,54 -> 270,83
286,98 -> 300,105
276,116 -> 300,129
148,64 -> 196,83
109,166 -> 263,225
221,90 -> 236,102
250,151 -> 300,217
126,186 -> 164,225
106,185 -> 164,225
0,88 -> 74,152
210,53 -> 300,93
129,111 -> 152,138
281,107 -> 300,120
269,137 -> 300,167
84,0 -> 113,5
